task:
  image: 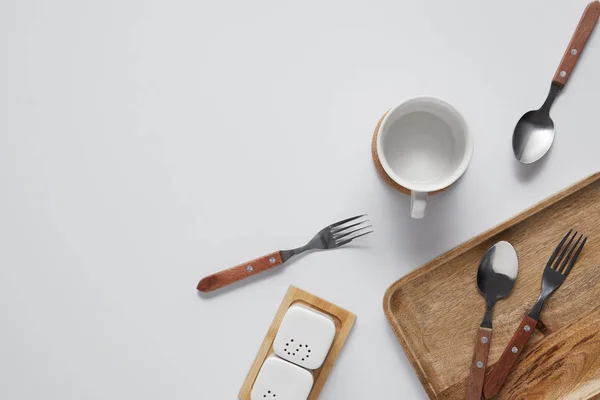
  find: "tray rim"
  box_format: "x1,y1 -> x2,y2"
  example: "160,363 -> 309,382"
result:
383,171 -> 600,399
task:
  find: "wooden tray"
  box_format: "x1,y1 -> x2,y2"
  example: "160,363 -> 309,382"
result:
384,173 -> 600,399
239,286 -> 356,400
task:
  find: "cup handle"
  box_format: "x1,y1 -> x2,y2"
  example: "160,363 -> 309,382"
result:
410,191 -> 427,219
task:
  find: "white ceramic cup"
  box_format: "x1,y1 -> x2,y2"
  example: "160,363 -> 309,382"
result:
376,97 -> 473,219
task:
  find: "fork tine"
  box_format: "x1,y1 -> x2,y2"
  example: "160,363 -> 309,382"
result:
563,236 -> 587,276
557,234 -> 583,273
335,230 -> 374,247
334,225 -> 372,241
329,214 -> 367,229
332,221 -> 367,234
552,230 -> 578,270
546,229 -> 573,269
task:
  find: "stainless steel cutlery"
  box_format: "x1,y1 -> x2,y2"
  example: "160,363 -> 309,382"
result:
466,241 -> 519,400
197,215 -> 373,292
483,229 -> 587,398
513,1 -> 600,164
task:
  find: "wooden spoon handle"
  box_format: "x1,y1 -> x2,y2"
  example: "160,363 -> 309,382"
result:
553,1 -> 600,87
483,315 -> 538,398
197,251 -> 283,292
466,327 -> 492,400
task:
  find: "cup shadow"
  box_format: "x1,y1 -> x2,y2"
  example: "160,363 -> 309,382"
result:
377,174 -> 468,265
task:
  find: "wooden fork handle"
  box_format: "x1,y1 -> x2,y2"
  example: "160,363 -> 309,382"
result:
466,327 -> 492,400
553,1 -> 600,87
483,316 -> 538,399
197,251 -> 283,292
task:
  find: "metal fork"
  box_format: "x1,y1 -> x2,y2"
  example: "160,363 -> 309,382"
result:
197,215 -> 373,292
483,229 -> 588,398
528,229 -> 587,321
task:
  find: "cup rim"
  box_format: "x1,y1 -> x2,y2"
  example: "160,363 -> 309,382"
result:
375,96 -> 473,193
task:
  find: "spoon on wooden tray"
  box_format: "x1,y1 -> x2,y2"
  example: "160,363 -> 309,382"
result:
466,241 -> 519,400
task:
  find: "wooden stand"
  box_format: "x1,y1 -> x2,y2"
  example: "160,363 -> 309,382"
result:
238,286 -> 356,400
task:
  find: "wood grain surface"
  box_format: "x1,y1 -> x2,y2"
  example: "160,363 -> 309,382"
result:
466,327 -> 492,400
238,286 -> 356,400
552,1 -> 600,86
383,173 -> 600,399
483,316 -> 538,398
197,251 -> 283,292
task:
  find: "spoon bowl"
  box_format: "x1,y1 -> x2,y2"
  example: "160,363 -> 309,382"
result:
512,110 -> 555,165
477,241 -> 519,306
512,83 -> 561,165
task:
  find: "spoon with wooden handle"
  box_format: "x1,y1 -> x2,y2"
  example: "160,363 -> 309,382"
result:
483,230 -> 587,398
512,1 -> 600,164
466,241 -> 518,400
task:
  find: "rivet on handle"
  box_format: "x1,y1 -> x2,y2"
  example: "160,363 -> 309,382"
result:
476,361 -> 484,368
246,265 -> 253,272
571,48 -> 578,55
524,325 -> 531,332
560,70 -> 567,77
511,346 -> 518,353
481,337 -> 488,344
269,257 -> 276,263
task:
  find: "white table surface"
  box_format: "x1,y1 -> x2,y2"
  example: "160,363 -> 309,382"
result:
1,0 -> 599,398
